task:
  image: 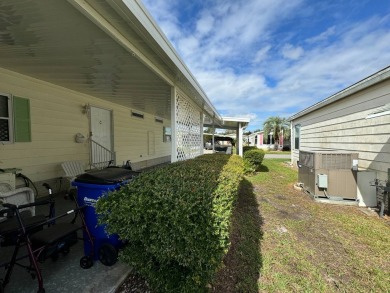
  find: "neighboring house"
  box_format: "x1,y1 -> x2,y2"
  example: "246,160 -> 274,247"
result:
247,131 -> 266,149
288,66 -> 390,207
0,0 -> 248,195
247,131 -> 288,150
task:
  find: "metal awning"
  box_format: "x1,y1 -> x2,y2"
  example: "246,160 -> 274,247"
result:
0,0 -> 221,122
204,116 -> 250,130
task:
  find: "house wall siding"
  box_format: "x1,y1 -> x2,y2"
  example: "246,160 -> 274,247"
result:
291,78 -> 390,181
0,68 -> 171,184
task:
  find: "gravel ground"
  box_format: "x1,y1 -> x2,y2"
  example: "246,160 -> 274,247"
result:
116,272 -> 151,293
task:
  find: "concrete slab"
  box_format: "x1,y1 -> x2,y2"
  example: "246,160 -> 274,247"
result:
0,193 -> 130,293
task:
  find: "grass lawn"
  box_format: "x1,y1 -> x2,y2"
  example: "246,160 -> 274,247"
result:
264,150 -> 291,154
212,159 -> 390,292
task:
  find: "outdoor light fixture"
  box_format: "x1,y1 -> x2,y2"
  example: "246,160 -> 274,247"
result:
82,104 -> 90,115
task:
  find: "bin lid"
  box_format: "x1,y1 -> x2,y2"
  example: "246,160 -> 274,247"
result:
74,167 -> 140,185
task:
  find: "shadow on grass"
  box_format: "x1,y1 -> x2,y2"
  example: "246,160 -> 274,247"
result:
212,178 -> 263,293
258,164 -> 269,172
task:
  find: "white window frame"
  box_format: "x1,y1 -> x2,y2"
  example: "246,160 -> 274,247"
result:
294,124 -> 301,150
0,93 -> 13,144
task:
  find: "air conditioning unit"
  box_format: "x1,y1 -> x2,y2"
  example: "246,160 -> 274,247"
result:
298,151 -> 359,199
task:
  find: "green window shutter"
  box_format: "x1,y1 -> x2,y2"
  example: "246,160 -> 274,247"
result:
13,96 -> 31,142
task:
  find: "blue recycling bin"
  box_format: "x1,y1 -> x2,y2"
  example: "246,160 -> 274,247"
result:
72,167 -> 139,266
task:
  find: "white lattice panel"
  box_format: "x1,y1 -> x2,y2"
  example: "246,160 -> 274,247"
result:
175,92 -> 202,161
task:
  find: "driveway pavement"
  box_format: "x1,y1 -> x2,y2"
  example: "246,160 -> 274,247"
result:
264,154 -> 291,159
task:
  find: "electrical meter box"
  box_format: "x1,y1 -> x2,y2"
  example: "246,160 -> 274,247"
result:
317,174 -> 328,189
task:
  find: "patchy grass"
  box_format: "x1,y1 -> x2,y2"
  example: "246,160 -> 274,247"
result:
212,159 -> 390,292
264,151 -> 291,155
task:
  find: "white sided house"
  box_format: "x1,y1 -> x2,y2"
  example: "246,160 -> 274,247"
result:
289,66 -> 390,209
0,0 -> 248,196
247,131 -> 288,150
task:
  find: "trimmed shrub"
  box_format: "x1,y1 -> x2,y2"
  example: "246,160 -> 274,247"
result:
243,146 -> 257,153
243,149 -> 265,172
96,154 -> 244,292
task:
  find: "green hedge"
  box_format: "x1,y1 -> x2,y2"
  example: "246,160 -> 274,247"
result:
243,149 -> 265,172
243,146 -> 257,153
96,154 -> 244,292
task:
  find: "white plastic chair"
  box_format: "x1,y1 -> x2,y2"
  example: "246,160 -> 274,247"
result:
61,161 -> 85,195
0,187 -> 36,219
61,161 -> 85,182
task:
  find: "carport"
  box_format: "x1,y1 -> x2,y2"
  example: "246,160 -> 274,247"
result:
204,116 -> 250,157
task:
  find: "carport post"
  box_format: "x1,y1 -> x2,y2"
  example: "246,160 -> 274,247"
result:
200,112 -> 204,155
212,120 -> 215,152
171,86 -> 177,162
238,122 -> 243,157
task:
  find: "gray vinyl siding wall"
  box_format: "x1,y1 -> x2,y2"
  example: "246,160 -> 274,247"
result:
291,78 -> 390,181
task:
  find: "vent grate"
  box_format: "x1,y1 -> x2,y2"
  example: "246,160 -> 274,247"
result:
320,153 -> 352,169
299,151 -> 314,168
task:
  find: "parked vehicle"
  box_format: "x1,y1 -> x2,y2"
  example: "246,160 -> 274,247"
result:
204,138 -> 233,152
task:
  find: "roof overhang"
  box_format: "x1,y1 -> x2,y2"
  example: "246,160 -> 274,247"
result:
288,65 -> 390,121
204,116 -> 250,130
0,0 -> 221,121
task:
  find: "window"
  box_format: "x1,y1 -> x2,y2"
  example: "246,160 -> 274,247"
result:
294,124 -> 300,149
0,94 -> 31,143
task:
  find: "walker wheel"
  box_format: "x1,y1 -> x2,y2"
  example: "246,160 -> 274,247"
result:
98,243 -> 118,266
80,256 -> 93,269
51,253 -> 59,262
62,247 -> 70,255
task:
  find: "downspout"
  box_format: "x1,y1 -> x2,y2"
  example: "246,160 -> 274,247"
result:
290,121 -> 293,164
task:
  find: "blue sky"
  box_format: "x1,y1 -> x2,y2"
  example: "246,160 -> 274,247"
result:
141,0 -> 390,131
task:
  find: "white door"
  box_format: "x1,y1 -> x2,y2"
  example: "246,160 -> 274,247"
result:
90,106 -> 113,166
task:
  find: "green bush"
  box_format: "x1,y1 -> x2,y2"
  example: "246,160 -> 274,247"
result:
96,154 -> 244,292
243,149 -> 265,172
243,146 -> 257,153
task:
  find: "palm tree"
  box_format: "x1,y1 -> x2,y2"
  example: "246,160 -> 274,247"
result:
262,116 -> 290,147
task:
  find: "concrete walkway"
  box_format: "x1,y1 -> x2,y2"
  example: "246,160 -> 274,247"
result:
264,154 -> 291,159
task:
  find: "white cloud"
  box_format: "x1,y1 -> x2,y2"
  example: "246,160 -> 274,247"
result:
196,12 -> 215,36
281,44 -> 304,60
306,26 -> 336,44
254,45 -> 271,63
140,0 -> 390,129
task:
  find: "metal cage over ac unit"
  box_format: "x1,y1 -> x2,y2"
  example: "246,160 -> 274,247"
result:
298,151 -> 359,199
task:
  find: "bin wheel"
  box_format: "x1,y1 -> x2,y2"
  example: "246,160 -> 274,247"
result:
51,252 -> 59,262
69,189 -> 77,201
62,247 -> 70,255
80,256 -> 93,269
98,243 -> 118,266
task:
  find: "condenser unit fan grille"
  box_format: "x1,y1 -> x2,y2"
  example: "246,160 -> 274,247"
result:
320,153 -> 352,169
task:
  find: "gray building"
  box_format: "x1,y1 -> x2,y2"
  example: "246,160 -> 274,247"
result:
289,66 -> 390,207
